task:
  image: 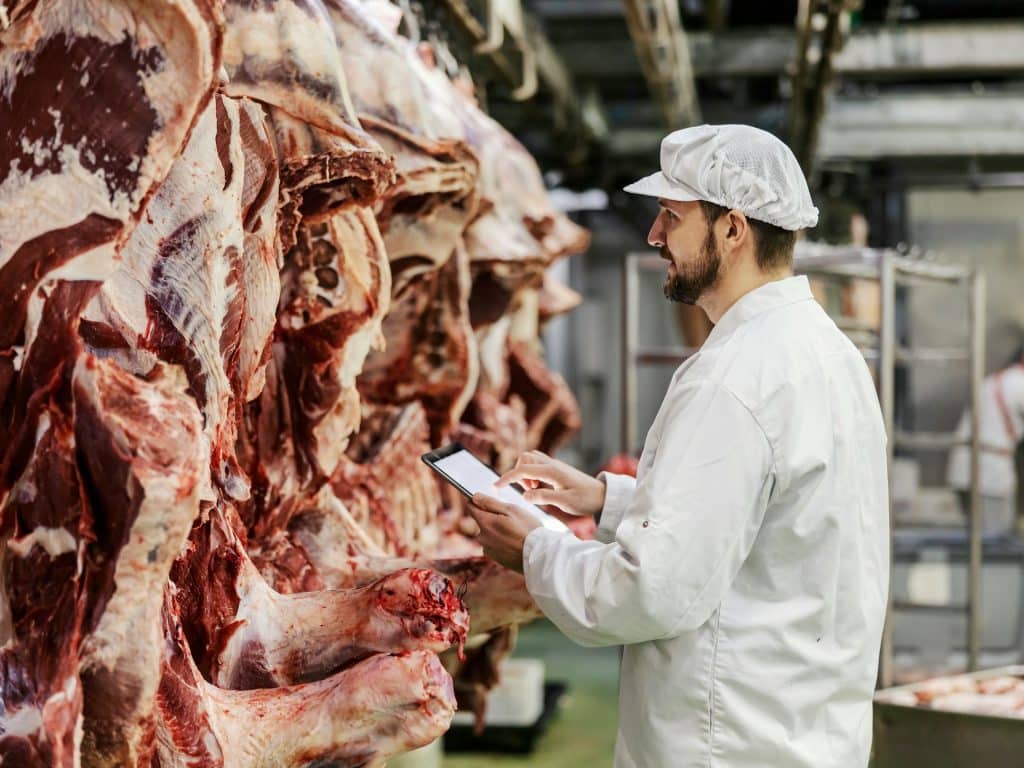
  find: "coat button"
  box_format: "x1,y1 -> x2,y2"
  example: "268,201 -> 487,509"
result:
642,520 -> 649,528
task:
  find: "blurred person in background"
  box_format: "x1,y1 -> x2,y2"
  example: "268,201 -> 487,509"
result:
947,343 -> 1024,536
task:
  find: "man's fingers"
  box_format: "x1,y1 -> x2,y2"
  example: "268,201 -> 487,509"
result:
494,451 -> 551,487
470,493 -> 511,515
522,488 -> 572,509
497,463 -> 562,489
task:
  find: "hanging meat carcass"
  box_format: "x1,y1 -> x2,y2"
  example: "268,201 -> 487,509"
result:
0,0 -> 221,761
0,0 -> 590,762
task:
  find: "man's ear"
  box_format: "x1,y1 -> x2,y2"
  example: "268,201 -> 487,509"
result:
723,210 -> 749,251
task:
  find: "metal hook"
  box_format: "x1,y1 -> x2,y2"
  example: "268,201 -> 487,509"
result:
510,40 -> 538,101
475,0 -> 505,54
398,0 -> 421,44
434,34 -> 461,78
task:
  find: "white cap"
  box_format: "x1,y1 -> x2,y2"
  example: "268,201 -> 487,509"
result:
624,124 -> 819,231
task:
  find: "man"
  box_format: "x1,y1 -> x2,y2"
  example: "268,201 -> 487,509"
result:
468,124 -> 890,768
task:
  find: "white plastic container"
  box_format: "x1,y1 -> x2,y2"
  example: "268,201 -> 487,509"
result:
450,658 -> 546,728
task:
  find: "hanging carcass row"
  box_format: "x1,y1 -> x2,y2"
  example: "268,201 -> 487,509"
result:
0,0 -> 589,764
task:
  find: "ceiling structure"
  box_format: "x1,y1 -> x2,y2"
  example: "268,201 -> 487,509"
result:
412,0 -> 1024,241
463,1 -> 1024,186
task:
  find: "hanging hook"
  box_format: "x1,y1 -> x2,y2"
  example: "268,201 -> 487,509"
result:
398,0 -> 421,44
510,40 -> 538,100
475,0 -> 505,54
434,33 -> 461,78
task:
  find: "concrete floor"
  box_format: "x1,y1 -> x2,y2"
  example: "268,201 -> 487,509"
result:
442,620 -> 621,768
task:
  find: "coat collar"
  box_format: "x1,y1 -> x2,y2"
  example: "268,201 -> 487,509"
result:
704,275 -> 814,347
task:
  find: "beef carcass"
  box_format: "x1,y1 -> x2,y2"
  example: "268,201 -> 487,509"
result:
220,0 -> 395,251
241,205 -> 392,538
155,590 -> 458,768
0,0 -> 221,441
0,288 -> 206,766
359,241 -> 479,440
82,93 -> 280,503
324,0 -> 480,291
169,506 -> 467,691
328,3 -> 486,440
0,1 -> 220,761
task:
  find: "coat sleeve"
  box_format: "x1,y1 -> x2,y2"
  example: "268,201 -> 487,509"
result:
522,379 -> 775,647
594,472 -> 637,544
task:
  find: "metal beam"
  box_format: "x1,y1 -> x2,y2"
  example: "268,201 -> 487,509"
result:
598,89 -> 1024,160
792,2 -> 853,173
532,0 -> 623,18
433,0 -> 524,89
789,0 -> 815,165
621,0 -> 701,128
523,13 -> 607,160
837,22 -> 1024,77
553,22 -> 1024,79
818,90 -> 1024,158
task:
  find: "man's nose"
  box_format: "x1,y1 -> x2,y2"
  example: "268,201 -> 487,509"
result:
647,217 -> 664,248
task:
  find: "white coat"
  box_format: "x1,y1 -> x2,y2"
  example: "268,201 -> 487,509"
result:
947,363 -> 1024,498
523,276 -> 890,768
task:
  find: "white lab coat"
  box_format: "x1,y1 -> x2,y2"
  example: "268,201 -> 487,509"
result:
947,364 -> 1024,498
523,276 -> 890,768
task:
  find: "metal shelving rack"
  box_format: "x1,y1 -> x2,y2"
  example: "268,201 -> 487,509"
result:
622,245 -> 987,689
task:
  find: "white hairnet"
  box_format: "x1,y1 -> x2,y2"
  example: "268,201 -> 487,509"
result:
624,124 -> 819,231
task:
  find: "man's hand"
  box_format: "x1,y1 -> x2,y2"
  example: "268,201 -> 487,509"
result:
467,494 -> 543,574
497,450 -> 606,518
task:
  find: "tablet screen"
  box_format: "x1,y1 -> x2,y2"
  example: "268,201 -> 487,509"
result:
426,446 -> 569,533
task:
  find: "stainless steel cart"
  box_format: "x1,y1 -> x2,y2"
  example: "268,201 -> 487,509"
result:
873,666 -> 1024,767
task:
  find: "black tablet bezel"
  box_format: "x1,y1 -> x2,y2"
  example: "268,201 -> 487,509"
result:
422,442 -> 516,501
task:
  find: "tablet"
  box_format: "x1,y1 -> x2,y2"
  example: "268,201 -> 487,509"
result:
422,443 -> 569,533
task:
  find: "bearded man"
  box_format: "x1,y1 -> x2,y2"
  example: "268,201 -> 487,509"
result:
468,124 -> 890,768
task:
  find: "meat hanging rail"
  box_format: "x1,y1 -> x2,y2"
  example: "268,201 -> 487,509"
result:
0,0 -> 589,765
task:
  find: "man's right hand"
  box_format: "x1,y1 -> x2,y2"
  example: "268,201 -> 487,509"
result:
496,450 -> 606,518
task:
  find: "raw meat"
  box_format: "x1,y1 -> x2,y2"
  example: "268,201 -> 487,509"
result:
330,403 -> 444,557
154,590 -> 458,767
0,1 -> 220,762
220,0 -> 394,251
507,341 -> 582,455
359,242 -> 479,440
75,359 -> 207,768
539,274 -> 584,324
169,506 -> 467,691
240,206 -> 392,538
324,0 -> 480,290
0,0 -> 221,441
0,295 -> 206,766
1,0 -> 590,761
82,94 -> 280,502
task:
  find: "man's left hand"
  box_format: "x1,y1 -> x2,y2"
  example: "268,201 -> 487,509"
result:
467,494 -> 543,574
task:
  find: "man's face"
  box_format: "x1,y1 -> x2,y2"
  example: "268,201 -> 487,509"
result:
646,199 -> 720,305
